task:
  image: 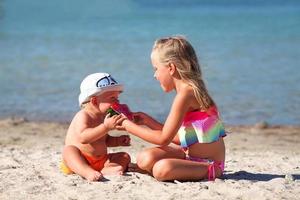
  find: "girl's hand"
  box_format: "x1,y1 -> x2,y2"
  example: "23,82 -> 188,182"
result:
115,125 -> 126,131
117,135 -> 131,146
115,114 -> 128,130
104,114 -> 126,130
132,112 -> 149,125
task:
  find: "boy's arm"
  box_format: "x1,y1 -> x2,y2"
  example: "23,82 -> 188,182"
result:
106,135 -> 118,147
78,112 -> 125,144
78,123 -> 109,144
106,135 -> 131,147
144,115 -> 163,130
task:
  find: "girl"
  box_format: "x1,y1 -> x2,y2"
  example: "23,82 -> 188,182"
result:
122,36 -> 226,181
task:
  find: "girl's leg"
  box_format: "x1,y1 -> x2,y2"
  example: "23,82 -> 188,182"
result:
152,158 -> 223,181
62,145 -> 102,181
136,145 -> 185,173
101,152 -> 131,175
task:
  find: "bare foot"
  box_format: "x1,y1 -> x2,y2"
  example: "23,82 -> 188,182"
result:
101,165 -> 124,175
127,163 -> 149,174
85,171 -> 102,181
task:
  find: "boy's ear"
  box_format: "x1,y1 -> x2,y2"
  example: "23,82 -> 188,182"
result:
90,96 -> 98,105
168,63 -> 176,75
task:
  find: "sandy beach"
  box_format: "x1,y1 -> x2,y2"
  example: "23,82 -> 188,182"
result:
0,117 -> 299,200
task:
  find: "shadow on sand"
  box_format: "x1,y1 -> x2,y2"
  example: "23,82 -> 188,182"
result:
223,170 -> 300,181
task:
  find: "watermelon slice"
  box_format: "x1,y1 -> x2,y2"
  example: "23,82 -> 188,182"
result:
111,103 -> 133,120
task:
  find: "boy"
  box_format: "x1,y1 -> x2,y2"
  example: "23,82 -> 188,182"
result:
61,72 -> 131,181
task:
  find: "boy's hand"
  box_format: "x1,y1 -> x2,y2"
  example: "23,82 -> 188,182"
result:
117,135 -> 131,146
104,114 -> 126,130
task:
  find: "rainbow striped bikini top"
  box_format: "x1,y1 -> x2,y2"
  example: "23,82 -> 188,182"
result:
178,106 -> 226,148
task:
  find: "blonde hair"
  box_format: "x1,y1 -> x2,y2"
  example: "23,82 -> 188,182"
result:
152,35 -> 215,110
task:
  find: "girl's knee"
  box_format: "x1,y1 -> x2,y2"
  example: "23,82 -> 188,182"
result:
136,150 -> 156,170
152,160 -> 173,181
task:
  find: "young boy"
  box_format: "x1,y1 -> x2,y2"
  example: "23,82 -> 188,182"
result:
60,72 -> 131,181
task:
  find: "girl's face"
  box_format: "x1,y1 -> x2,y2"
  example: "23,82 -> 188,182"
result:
151,51 -> 174,92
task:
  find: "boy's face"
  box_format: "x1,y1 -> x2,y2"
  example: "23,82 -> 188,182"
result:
97,91 -> 121,113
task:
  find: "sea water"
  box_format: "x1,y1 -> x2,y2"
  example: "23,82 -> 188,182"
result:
0,0 -> 299,125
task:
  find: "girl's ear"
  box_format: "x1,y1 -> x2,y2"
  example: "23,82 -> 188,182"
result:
90,96 -> 98,105
168,63 -> 176,75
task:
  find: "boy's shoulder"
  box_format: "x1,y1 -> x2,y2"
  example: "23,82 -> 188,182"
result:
76,109 -> 91,121
69,109 -> 89,126
73,109 -> 104,126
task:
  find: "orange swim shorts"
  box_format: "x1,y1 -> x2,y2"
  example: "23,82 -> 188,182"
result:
60,152 -> 109,175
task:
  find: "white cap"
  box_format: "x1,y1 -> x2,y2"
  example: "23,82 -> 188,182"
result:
78,72 -> 123,107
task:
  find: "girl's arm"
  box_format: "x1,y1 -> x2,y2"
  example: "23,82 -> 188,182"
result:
133,112 -> 163,130
123,91 -> 190,146
171,134 -> 180,145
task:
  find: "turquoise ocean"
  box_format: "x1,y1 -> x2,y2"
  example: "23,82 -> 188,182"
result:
0,0 -> 299,125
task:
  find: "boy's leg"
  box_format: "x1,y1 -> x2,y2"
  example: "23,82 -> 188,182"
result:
62,145 -> 102,181
101,152 -> 131,175
136,145 -> 185,173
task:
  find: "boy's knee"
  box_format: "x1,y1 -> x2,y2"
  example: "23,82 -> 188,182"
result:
152,160 -> 173,181
115,152 -> 131,166
62,145 -> 80,159
117,152 -> 131,171
63,145 -> 79,152
122,152 -> 131,163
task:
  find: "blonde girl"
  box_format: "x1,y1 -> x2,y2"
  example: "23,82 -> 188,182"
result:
122,36 -> 226,181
